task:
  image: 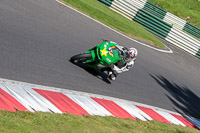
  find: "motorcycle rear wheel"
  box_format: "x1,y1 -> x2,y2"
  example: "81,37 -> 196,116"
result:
70,53 -> 92,63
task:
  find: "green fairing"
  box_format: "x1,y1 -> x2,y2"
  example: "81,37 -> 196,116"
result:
84,41 -> 122,69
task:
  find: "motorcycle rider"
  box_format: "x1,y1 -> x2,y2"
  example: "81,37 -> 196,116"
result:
102,41 -> 138,80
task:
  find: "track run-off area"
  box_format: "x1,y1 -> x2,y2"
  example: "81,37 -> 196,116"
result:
0,0 -> 200,120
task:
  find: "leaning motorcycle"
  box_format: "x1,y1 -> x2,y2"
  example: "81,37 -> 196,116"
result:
70,41 -> 123,70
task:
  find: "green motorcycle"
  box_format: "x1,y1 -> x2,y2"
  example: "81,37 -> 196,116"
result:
70,41 -> 123,70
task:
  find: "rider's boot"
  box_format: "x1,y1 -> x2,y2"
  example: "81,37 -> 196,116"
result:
108,71 -> 116,80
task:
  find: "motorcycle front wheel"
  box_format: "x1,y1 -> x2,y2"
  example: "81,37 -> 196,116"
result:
70,53 -> 92,63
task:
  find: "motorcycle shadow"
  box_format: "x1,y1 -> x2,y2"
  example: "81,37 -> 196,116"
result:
70,61 -> 111,84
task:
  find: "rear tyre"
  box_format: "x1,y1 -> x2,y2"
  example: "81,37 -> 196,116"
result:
70,53 -> 92,63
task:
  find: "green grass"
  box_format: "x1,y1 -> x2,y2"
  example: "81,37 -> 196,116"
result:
61,0 -> 166,49
148,0 -> 200,28
0,110 -> 199,133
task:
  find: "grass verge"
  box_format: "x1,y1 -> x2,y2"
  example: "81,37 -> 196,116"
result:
60,0 -> 166,49
0,110 -> 199,133
148,0 -> 200,28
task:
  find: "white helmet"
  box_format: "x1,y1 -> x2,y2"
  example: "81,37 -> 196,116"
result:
127,48 -> 137,59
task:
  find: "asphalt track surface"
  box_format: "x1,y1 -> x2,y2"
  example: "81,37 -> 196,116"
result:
0,0 -> 200,118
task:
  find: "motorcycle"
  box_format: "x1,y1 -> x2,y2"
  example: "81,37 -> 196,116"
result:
70,41 -> 123,70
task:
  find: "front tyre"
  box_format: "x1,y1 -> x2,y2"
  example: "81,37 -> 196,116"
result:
70,53 -> 92,63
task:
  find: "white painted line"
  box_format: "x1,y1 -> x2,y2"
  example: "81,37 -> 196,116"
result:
55,0 -> 173,53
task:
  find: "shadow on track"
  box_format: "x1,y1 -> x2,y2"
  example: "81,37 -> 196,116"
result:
70,60 -> 111,84
150,74 -> 200,119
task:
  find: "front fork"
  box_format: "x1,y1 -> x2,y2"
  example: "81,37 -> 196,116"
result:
84,44 -> 106,69
84,44 -> 101,63
84,50 -> 96,63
